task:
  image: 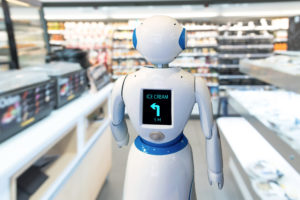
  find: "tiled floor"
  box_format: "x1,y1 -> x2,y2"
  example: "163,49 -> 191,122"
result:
97,119 -> 243,200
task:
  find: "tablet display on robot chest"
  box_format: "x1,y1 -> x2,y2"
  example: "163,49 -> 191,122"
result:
142,89 -> 171,125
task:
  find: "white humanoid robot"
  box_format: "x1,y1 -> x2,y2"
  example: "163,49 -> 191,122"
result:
110,15 -> 223,200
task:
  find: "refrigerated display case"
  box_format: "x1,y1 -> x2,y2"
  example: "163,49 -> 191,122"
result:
7,0 -> 47,68
0,2 -> 10,71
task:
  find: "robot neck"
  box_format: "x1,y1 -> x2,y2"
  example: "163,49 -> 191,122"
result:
155,64 -> 169,68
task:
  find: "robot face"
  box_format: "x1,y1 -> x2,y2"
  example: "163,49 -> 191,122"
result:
133,15 -> 187,65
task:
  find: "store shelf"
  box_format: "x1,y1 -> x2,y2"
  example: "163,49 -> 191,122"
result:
115,26 -> 135,31
113,37 -> 132,40
48,30 -> 65,34
188,44 -> 218,48
228,93 -> 300,172
185,25 -> 218,31
113,46 -> 135,49
112,56 -> 144,60
218,117 -> 300,200
179,53 -> 218,57
219,26 -> 287,31
219,85 -> 272,90
218,35 -> 274,40
49,40 -> 66,45
240,60 -> 300,94
112,65 -> 142,70
170,63 -> 218,68
194,73 -> 218,77
206,83 -> 219,87
274,38 -> 288,43
188,35 -> 218,39
219,75 -> 251,79
219,53 -> 272,59
218,64 -> 240,68
274,51 -> 300,57
219,44 -> 273,49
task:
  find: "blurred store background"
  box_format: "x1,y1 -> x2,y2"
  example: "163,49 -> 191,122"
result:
0,0 -> 300,200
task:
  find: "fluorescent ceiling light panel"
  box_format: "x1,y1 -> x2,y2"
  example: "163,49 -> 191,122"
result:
7,0 -> 30,7
110,12 -> 218,19
45,14 -> 108,20
170,12 -> 218,18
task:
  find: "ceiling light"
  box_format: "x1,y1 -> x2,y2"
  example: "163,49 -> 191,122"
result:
6,0 -> 30,7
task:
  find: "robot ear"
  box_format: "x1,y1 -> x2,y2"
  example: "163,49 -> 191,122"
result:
178,28 -> 186,50
132,28 -> 137,49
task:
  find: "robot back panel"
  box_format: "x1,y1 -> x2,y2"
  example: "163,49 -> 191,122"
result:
123,67 -> 195,144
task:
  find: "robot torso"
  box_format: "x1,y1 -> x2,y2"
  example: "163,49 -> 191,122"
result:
122,66 -> 195,144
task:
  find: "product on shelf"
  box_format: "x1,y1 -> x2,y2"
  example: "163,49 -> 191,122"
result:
184,23 -> 218,31
47,18 -> 290,98
0,71 -> 55,143
48,21 -> 113,69
188,37 -> 217,47
47,22 -> 64,31
181,47 -> 217,56
252,180 -> 297,200
246,160 -> 299,200
274,43 -> 288,51
247,160 -> 284,181
170,56 -> 218,67
25,62 -> 87,108
216,19 -> 281,91
112,49 -> 142,58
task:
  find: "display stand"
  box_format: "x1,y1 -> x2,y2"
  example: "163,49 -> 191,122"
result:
219,58 -> 300,199
228,93 -> 300,172
218,117 -> 300,200
0,83 -> 113,200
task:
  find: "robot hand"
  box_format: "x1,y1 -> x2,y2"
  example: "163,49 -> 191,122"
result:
208,170 -> 224,189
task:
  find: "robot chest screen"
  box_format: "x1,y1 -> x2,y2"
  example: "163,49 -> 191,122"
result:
142,89 -> 171,125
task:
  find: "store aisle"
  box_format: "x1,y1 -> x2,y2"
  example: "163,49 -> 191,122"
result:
97,119 -> 243,200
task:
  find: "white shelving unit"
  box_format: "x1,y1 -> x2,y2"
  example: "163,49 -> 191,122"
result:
228,90 -> 300,171
222,54 -> 300,199
240,59 -> 300,94
0,84 -> 113,200
218,117 -> 300,200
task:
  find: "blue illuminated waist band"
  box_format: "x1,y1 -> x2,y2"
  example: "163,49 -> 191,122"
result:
135,133 -> 188,155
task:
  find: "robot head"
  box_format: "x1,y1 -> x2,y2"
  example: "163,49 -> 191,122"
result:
133,15 -> 187,65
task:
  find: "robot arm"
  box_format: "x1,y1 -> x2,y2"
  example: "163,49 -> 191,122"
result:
195,77 -> 224,189
110,76 -> 129,147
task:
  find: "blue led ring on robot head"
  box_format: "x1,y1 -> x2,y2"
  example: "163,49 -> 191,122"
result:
179,28 -> 186,50
135,133 -> 188,155
133,28 -> 137,49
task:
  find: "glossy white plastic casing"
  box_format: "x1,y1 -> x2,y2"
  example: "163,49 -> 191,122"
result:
110,15 -> 224,194
122,67 -> 195,144
123,143 -> 194,200
135,15 -> 186,64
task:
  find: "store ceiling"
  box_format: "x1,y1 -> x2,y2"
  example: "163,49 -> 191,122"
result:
43,1 -> 300,20
40,0 -> 300,6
